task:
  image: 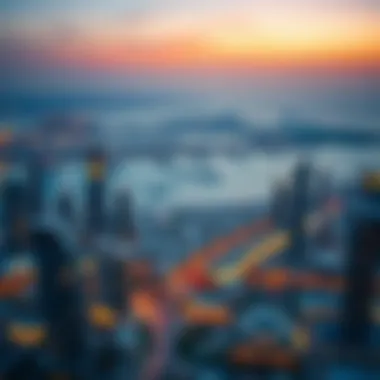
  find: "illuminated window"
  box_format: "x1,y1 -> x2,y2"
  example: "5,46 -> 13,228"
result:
89,304 -> 117,329
362,172 -> 380,192
88,161 -> 105,180
0,129 -> 12,145
230,345 -> 297,369
264,269 -> 290,291
7,323 -> 46,347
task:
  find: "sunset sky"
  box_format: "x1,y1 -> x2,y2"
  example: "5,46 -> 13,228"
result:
1,0 -> 379,91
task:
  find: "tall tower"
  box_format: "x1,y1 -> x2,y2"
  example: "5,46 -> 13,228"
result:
57,191 -> 74,224
85,146 -> 107,238
284,161 -> 311,320
288,161 -> 311,268
1,177 -> 29,252
340,171 -> 380,348
109,190 -> 135,240
271,180 -> 292,228
101,255 -> 127,314
31,229 -> 87,375
26,150 -> 46,219
102,190 -> 136,314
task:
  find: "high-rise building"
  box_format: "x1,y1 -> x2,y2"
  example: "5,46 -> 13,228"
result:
26,151 -> 46,218
109,190 -> 135,240
85,147 -> 107,237
341,172 -> 380,348
100,256 -> 127,313
57,192 -> 74,224
30,229 -> 87,372
288,161 -> 311,268
273,181 -> 293,228
1,179 -> 29,252
284,162 -> 312,318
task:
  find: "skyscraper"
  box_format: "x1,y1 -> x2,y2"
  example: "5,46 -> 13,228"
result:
26,150 -> 46,218
271,180 -> 291,228
109,190 -> 135,240
31,229 -> 87,373
85,147 -> 107,238
100,255 -> 127,313
1,178 -> 29,252
285,161 -> 311,319
57,191 -> 74,224
288,161 -> 311,268
341,172 -> 380,347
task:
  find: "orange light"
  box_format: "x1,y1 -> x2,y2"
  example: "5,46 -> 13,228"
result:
7,323 -> 46,347
0,129 -> 12,145
292,326 -> 310,351
0,272 -> 36,298
131,291 -> 160,324
264,269 -> 290,291
88,161 -> 105,180
299,273 -> 320,289
272,351 -> 297,369
182,301 -> 232,325
167,217 -> 272,290
363,172 -> 380,192
230,345 -> 297,369
89,304 -> 117,329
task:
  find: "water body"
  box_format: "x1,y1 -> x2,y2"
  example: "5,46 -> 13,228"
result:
51,146 -> 379,215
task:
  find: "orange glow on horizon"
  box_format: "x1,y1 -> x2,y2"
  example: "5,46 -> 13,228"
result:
40,4 -> 379,74
50,32 -> 379,74
4,1 -> 379,77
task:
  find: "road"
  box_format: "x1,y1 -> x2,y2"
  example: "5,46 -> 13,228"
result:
212,198 -> 341,286
166,217 -> 273,292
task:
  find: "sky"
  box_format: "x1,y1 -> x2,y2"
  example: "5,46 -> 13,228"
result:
1,0 -> 379,91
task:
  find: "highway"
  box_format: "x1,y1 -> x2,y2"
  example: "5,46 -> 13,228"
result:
212,198 -> 341,286
148,197 -> 347,333
163,197 -> 340,293
166,217 -> 273,292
